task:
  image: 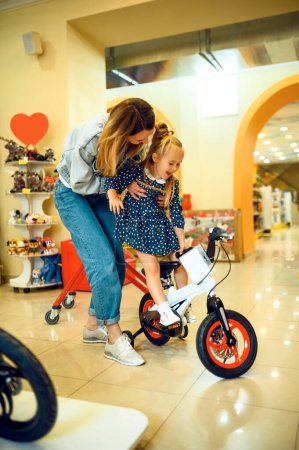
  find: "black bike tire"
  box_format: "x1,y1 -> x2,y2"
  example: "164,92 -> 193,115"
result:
196,310 -> 258,379
139,293 -> 170,346
0,329 -> 57,442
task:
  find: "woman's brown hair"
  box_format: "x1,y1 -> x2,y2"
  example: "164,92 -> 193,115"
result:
143,122 -> 184,208
96,98 -> 155,177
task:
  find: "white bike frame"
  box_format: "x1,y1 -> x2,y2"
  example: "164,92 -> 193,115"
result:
166,244 -> 216,324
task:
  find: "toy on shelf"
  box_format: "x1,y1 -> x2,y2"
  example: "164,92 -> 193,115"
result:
8,209 -> 22,225
42,175 -> 57,192
10,171 -> 26,193
32,268 -> 42,285
3,113 -> 60,293
40,254 -> 62,285
7,236 -> 58,257
27,171 -> 43,192
1,137 -> 56,163
7,239 -> 18,255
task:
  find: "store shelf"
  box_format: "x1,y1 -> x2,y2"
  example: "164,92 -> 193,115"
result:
6,159 -> 60,291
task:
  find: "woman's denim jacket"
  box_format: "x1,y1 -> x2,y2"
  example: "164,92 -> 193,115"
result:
57,114 -> 149,196
56,115 -> 108,195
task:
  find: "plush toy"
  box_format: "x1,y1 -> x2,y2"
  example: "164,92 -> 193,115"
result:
16,239 -> 29,256
40,254 -> 62,285
44,147 -> 55,162
10,171 -> 26,193
42,175 -> 57,192
42,237 -> 56,254
28,238 -> 40,256
27,171 -> 43,192
32,268 -> 42,285
7,239 -> 18,255
8,209 -> 22,225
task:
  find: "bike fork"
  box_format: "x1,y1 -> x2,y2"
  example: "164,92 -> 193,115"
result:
207,295 -> 236,346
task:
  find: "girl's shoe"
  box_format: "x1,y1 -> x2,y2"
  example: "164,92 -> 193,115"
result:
82,325 -> 108,343
150,302 -> 180,327
185,306 -> 197,323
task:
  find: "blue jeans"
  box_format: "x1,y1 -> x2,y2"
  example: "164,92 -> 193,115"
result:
54,179 -> 125,325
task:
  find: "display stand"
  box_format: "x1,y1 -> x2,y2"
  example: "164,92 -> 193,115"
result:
6,160 -> 59,293
183,208 -> 243,262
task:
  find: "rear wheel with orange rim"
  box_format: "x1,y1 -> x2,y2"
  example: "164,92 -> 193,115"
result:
139,293 -> 170,346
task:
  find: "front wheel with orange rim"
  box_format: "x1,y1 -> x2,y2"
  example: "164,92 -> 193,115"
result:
196,310 -> 257,379
139,293 -> 170,346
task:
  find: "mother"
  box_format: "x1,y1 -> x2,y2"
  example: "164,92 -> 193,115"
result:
54,98 -> 155,366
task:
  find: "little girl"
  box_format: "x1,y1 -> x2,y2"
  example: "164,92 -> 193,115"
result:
105,123 -> 196,326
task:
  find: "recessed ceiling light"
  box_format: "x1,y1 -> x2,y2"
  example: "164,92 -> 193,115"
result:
280,126 -> 288,131
295,149 -> 299,153
263,140 -> 271,145
259,155 -> 265,160
253,151 -> 259,156
279,156 -> 286,160
258,133 -> 264,139
285,134 -> 293,139
264,159 -> 270,164
270,147 -> 278,151
274,152 -> 283,157
290,142 -> 298,148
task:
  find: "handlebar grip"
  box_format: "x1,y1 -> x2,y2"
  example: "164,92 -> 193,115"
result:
175,247 -> 193,259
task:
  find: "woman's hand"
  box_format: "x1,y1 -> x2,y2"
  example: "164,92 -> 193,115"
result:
127,181 -> 147,200
157,194 -> 165,208
107,189 -> 124,214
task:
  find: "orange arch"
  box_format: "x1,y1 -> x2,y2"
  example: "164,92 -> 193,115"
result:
234,74 -> 299,255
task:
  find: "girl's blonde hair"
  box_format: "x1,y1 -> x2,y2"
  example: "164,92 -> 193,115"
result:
143,122 -> 184,208
96,98 -> 155,177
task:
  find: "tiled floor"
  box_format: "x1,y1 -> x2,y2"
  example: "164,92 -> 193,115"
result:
0,226 -> 299,449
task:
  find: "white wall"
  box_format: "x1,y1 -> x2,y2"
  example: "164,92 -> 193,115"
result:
106,61 -> 299,210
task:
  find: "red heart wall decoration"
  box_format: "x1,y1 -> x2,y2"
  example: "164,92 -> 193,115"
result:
10,113 -> 49,146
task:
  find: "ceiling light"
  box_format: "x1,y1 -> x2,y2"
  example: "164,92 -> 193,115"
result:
270,147 -> 278,151
274,152 -> 283,157
280,126 -> 288,131
294,149 -> 299,153
257,133 -> 264,139
259,155 -> 265,160
290,142 -> 298,148
285,134 -> 293,139
253,151 -> 259,156
279,156 -> 286,160
264,159 -> 270,163
111,69 -> 138,85
263,140 -> 271,145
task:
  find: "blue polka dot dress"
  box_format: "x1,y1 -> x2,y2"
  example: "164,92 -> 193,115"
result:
105,165 -> 185,256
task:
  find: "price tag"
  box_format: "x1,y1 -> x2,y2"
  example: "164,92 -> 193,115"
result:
22,188 -> 31,194
18,159 -> 28,165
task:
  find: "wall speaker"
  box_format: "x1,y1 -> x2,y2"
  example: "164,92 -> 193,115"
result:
22,32 -> 43,55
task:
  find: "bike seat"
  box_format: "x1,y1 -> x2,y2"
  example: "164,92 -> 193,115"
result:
159,261 -> 181,277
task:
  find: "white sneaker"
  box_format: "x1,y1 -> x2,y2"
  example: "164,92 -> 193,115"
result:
150,302 -> 180,327
104,335 -> 145,366
185,305 -> 197,323
82,325 -> 108,343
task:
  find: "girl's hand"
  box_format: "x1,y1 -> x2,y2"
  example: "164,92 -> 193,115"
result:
127,180 -> 147,200
107,189 -> 124,214
178,238 -> 189,255
174,227 -> 189,254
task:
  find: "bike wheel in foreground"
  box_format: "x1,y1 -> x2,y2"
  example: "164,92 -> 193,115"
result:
196,310 -> 258,378
0,329 -> 57,442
